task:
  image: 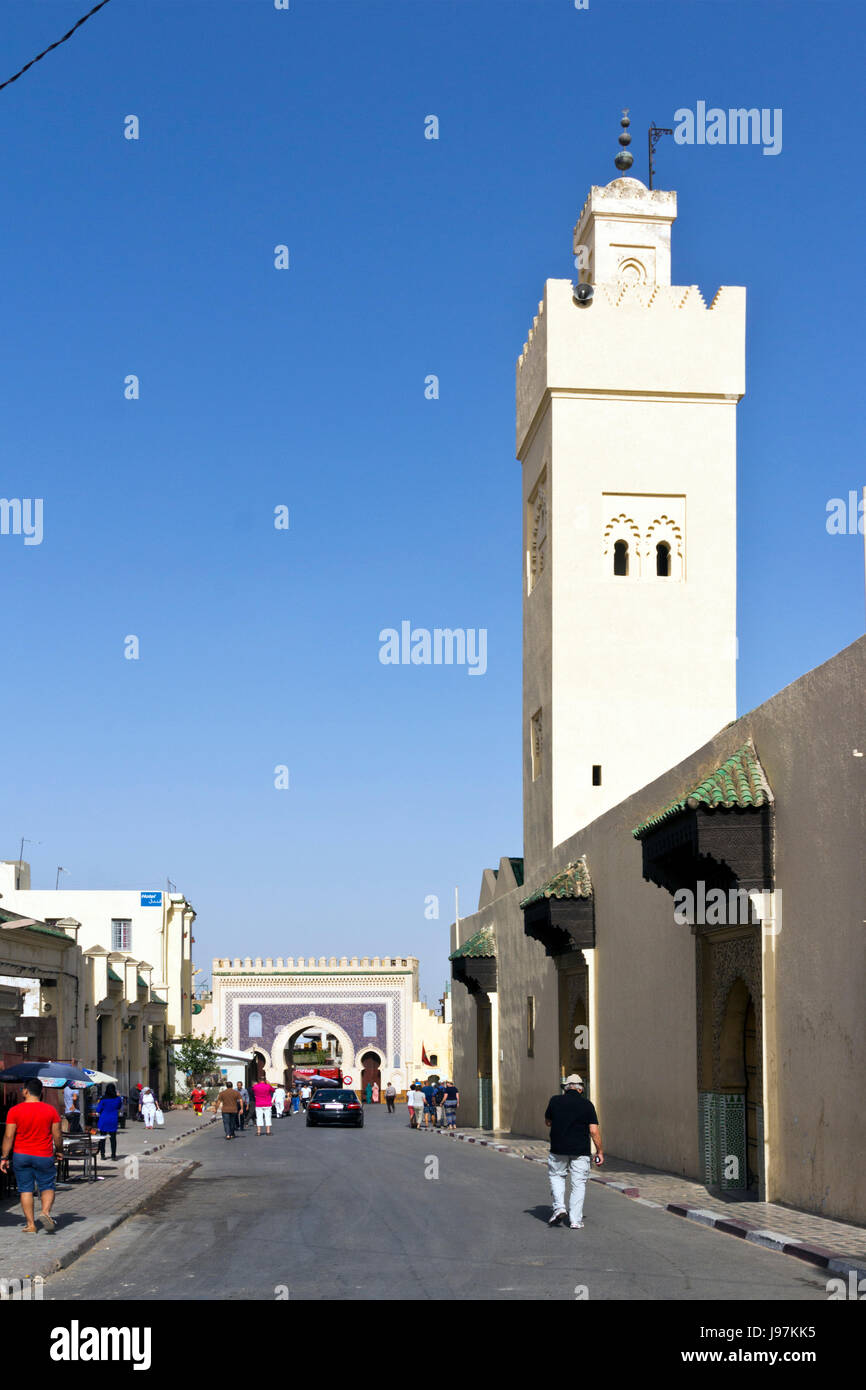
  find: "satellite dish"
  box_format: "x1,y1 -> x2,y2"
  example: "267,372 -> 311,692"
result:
573,282 -> 594,306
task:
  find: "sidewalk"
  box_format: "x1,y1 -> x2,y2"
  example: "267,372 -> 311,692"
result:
431,1127 -> 866,1281
0,1108 -> 217,1288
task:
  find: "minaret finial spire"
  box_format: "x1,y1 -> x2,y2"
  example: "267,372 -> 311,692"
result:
614,109 -> 634,173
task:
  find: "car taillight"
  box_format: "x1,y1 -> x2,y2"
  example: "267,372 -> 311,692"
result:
346,1103 -> 360,1110
310,1103 -> 322,1110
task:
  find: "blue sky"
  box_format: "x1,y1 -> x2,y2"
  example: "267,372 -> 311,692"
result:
1,0 -> 863,1004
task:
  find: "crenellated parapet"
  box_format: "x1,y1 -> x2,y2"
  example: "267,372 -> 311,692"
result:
516,277 -> 745,458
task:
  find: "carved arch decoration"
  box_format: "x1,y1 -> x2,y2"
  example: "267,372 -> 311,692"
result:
645,512 -> 684,580
602,512 -> 642,578
268,1015 -> 357,1079
528,466 -> 549,592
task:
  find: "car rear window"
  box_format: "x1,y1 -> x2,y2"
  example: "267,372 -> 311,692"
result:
312,1090 -> 357,1101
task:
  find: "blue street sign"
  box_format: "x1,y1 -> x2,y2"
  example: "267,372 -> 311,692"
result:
140,891 -> 162,907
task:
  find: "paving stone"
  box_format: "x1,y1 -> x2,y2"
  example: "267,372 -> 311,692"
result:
0,1109 -> 216,1289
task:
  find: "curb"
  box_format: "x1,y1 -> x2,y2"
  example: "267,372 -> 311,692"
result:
10,1160 -> 198,1283
139,1114 -> 218,1157
432,1129 -> 866,1285
2,1115 -> 214,1284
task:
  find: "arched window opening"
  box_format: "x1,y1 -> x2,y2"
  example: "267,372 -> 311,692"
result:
613,539 -> 629,576
248,1011 -> 263,1039
362,1010 -> 377,1037
656,541 -> 671,577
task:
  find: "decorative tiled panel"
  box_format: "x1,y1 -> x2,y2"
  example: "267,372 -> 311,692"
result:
221,986 -> 404,1062
699,1092 -> 748,1190
719,1093 -> 746,1191
478,1076 -> 493,1131
698,1092 -> 718,1187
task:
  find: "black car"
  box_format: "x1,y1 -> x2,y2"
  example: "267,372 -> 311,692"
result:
305,1089 -> 364,1128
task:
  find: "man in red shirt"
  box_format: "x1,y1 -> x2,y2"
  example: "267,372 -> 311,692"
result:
0,1078 -> 63,1234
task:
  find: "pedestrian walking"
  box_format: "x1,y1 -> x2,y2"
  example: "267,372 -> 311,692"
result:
385,1082 -> 396,1114
372,1082 -> 379,1105
96,1083 -> 123,1161
214,1081 -> 241,1139
63,1083 -> 82,1135
442,1080 -> 459,1129
409,1084 -> 425,1129
132,1082 -> 144,1122
252,1077 -> 275,1135
272,1085 -> 286,1120
0,1078 -> 64,1234
421,1079 -> 437,1130
140,1086 -> 158,1129
545,1074 -> 603,1229
190,1085 -> 207,1117
236,1082 -> 249,1131
433,1082 -> 445,1128
364,1081 -> 373,1104
300,1083 -> 311,1112
291,1089 -> 301,1114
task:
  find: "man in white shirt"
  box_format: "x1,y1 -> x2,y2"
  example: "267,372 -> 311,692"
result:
409,1085 -> 425,1129
300,1083 -> 312,1112
63,1084 -> 81,1134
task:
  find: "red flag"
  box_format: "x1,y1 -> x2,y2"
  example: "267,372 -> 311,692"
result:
421,1044 -> 431,1066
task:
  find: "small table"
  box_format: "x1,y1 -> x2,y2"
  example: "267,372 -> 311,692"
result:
58,1134 -> 99,1183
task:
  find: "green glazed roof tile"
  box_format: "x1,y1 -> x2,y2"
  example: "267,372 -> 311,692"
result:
520,857 -> 592,909
449,925 -> 496,960
0,908 -> 72,940
107,966 -> 122,983
632,741 -> 772,839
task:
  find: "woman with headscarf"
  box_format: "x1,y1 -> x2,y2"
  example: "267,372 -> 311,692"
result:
372,1082 -> 379,1105
364,1081 -> 373,1104
96,1084 -> 123,1160
140,1086 -> 158,1129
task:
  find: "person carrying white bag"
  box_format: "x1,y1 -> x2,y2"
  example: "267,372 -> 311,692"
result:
140,1086 -> 159,1129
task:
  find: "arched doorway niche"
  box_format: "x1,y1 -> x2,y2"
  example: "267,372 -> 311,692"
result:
268,1016 -> 356,1088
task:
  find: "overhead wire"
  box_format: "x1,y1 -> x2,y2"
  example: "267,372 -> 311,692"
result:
0,0 -> 115,96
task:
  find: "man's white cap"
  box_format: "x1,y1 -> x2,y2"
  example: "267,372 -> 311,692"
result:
563,1074 -> 584,1087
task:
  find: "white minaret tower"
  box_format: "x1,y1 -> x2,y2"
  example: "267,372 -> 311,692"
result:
518,116 -> 745,875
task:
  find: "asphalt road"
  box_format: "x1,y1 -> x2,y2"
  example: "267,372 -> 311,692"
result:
46,1108 -> 831,1301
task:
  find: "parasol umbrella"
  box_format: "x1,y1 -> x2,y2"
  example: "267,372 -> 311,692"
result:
0,1061 -> 94,1085
82,1068 -> 118,1085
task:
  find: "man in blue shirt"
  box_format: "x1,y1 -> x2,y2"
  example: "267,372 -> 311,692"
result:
421,1080 -> 438,1131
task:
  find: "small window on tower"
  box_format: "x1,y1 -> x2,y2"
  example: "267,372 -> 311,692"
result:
613,540 -> 629,576
656,541 -> 671,577
530,709 -> 543,781
592,765 -> 602,787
